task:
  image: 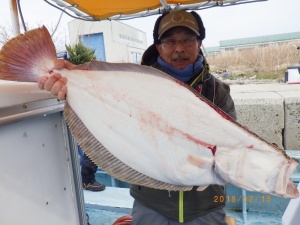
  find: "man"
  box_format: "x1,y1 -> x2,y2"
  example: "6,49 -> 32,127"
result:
38,10 -> 236,225
129,10 -> 236,225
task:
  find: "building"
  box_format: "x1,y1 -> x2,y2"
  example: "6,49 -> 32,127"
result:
205,31 -> 300,55
68,19 -> 147,63
203,46 -> 220,56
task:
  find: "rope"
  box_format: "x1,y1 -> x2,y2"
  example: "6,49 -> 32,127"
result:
112,215 -> 132,225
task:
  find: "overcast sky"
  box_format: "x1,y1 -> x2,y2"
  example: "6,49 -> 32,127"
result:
1,0 -> 299,47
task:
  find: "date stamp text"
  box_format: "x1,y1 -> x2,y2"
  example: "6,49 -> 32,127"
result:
214,195 -> 271,203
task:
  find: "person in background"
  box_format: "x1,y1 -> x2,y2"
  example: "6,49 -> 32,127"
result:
78,145 -> 106,192
57,49 -> 105,192
37,10 -> 236,225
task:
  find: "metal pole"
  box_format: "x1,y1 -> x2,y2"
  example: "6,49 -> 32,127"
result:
242,189 -> 247,223
9,0 -> 20,36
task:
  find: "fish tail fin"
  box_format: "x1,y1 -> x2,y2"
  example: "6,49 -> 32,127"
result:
0,26 -> 56,82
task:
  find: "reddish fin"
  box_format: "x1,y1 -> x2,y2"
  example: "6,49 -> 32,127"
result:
0,26 -> 56,82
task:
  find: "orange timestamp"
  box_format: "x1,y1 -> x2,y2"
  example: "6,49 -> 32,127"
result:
214,195 -> 272,203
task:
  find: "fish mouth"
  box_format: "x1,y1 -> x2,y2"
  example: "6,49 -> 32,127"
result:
214,146 -> 299,199
276,159 -> 299,199
285,180 -> 299,199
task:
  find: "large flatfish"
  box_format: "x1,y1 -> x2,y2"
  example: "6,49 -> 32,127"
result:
0,26 -> 298,198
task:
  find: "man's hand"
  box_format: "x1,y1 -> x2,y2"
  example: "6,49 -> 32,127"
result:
38,73 -> 67,100
37,59 -> 73,100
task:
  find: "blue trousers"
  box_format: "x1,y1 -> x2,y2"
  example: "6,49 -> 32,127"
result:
78,146 -> 98,184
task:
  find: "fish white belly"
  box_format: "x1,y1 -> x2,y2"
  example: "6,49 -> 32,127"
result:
62,69 -> 220,186
0,26 -> 298,197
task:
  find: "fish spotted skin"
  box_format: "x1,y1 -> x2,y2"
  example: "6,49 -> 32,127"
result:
0,26 -> 298,198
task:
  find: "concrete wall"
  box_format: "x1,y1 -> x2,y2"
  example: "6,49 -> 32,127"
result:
230,83 -> 300,150
280,91 -> 300,150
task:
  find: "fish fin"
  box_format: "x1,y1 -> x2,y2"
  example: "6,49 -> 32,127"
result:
64,102 -> 193,192
0,26 -> 56,82
187,154 -> 214,169
73,60 -> 177,79
196,185 -> 209,191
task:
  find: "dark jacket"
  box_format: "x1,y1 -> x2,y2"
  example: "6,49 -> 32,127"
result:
130,48 -> 237,222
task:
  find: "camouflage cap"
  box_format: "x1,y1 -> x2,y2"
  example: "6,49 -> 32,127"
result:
158,10 -> 200,40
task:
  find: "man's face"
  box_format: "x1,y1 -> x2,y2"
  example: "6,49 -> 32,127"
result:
156,27 -> 202,70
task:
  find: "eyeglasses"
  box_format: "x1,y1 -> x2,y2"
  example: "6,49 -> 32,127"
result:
161,38 -> 198,49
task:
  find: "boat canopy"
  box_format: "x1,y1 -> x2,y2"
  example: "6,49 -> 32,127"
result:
47,0 -> 267,20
